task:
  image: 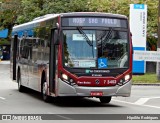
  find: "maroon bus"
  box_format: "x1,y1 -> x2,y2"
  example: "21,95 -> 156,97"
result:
11,12 -> 132,103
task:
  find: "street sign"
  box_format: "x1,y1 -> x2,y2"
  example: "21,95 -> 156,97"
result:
130,4 -> 147,74
130,4 -> 147,48
134,51 -> 160,62
98,58 -> 107,68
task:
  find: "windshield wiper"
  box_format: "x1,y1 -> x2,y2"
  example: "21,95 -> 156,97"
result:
100,27 -> 113,49
102,27 -> 113,44
77,27 -> 93,46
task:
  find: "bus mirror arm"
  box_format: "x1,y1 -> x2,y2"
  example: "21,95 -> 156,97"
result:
54,38 -> 59,45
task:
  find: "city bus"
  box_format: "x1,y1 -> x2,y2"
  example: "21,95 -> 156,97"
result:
11,12 -> 132,103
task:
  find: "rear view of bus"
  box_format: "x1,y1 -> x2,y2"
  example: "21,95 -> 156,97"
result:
57,13 -> 132,103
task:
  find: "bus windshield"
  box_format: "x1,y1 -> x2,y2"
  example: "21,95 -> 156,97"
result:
63,29 -> 129,69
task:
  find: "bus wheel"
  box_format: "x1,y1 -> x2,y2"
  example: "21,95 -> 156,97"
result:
42,82 -> 51,102
17,70 -> 25,92
99,96 -> 112,103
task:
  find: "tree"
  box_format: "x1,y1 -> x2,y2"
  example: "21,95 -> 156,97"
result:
17,0 -> 89,23
0,0 -> 22,39
17,0 -> 46,23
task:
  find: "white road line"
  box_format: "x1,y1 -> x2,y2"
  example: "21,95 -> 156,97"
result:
0,96 -> 5,100
134,98 -> 150,105
150,97 -> 160,99
112,99 -> 160,109
135,97 -> 160,105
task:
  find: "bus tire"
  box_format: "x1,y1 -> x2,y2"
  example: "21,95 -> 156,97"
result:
99,96 -> 112,103
42,81 -> 51,102
17,69 -> 25,92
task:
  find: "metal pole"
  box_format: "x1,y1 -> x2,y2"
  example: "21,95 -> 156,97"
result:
157,0 -> 160,80
158,0 -> 160,48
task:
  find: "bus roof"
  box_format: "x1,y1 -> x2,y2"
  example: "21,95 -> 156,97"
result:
60,12 -> 127,19
12,14 -> 59,32
12,12 -> 127,35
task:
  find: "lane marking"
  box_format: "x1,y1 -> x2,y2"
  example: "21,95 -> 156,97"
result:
0,97 -> 5,100
135,97 -> 160,105
112,99 -> 160,109
134,98 -> 150,105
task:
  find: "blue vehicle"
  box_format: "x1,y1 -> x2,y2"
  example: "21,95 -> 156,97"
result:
0,47 -> 3,59
0,46 -> 10,60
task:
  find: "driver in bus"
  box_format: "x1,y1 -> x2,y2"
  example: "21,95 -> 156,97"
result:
102,49 -> 110,59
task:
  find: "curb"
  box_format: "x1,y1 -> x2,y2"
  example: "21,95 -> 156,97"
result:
133,84 -> 160,86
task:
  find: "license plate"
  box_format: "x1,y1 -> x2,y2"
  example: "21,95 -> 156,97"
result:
90,91 -> 103,96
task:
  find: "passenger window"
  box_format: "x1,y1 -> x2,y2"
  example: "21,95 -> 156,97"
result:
21,39 -> 29,59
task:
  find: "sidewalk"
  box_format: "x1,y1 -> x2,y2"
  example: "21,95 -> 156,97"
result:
0,60 -> 10,64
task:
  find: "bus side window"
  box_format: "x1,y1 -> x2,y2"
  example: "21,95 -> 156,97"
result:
20,39 -> 24,58
32,39 -> 38,62
23,47 -> 28,59
21,39 -> 29,59
41,40 -> 45,47
28,39 -> 33,59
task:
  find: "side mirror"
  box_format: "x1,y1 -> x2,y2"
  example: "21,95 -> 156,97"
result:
52,28 -> 59,45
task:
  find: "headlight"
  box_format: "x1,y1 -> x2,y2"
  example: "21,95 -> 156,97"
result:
125,74 -> 130,81
62,74 -> 68,80
117,74 -> 131,86
61,73 -> 77,86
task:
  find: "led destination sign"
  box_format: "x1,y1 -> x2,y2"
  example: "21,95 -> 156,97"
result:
62,17 -> 127,28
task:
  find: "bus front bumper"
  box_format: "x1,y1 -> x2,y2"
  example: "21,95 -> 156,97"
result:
57,78 -> 132,97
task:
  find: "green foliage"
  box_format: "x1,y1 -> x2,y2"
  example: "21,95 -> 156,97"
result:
0,0 -> 22,28
17,0 -> 89,23
133,73 -> 160,84
0,39 -> 10,45
145,0 -> 158,50
0,0 -> 22,40
17,0 -> 45,23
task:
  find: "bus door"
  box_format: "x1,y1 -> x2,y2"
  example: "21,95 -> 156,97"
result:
20,38 -> 30,87
27,38 -> 39,90
49,28 -> 58,93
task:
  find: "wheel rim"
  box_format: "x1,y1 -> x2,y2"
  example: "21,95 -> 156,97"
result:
43,82 -> 48,96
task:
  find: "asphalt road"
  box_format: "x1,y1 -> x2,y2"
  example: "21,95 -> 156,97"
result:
0,61 -> 160,122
